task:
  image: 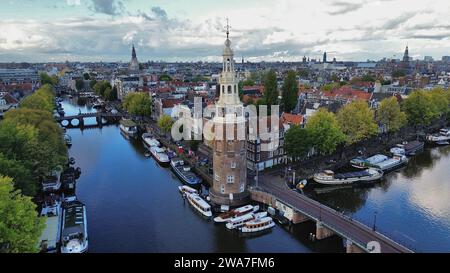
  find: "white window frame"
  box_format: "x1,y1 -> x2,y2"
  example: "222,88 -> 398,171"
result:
227,175 -> 234,184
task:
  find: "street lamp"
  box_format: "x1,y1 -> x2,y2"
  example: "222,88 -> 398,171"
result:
372,211 -> 378,231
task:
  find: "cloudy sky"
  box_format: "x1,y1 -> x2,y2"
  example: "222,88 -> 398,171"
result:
0,0 -> 449,62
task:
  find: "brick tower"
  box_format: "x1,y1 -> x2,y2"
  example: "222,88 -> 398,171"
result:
209,22 -> 249,206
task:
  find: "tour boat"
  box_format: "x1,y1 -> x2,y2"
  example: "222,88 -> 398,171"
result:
186,192 -> 212,218
213,204 -> 259,223
313,168 -> 384,185
225,212 -> 268,230
119,119 -> 138,137
170,158 -> 202,186
390,140 -> 424,156
426,128 -> 450,144
350,154 -> 388,169
240,217 -> 275,233
372,154 -> 408,172
61,198 -> 88,253
150,146 -> 170,164
38,194 -> 62,253
141,133 -> 160,148
178,185 -> 198,195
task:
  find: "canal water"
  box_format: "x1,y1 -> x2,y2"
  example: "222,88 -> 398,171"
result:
62,98 -> 450,252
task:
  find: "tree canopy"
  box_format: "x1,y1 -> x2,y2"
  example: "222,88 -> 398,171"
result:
306,108 -> 346,155
20,84 -> 55,113
402,90 -> 439,126
93,81 -> 117,101
281,70 -> 298,113
75,79 -> 84,91
376,97 -> 407,132
122,92 -> 152,117
262,70 -> 278,106
0,176 -> 45,253
284,125 -> 312,159
158,114 -> 174,134
39,73 -> 57,86
337,100 -> 378,144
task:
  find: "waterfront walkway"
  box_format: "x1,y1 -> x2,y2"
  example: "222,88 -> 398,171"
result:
255,174 -> 413,253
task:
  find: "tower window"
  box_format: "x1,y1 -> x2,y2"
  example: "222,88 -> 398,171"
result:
227,175 -> 234,184
234,85 -> 237,93
222,85 -> 225,94
228,85 -> 232,94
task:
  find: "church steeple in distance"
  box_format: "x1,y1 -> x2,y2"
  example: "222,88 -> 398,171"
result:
132,44 -> 137,59
129,44 -> 139,73
403,44 -> 409,62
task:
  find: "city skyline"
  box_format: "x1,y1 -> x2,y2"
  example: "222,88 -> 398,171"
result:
0,0 -> 449,63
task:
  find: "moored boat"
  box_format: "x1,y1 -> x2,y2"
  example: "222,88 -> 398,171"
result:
38,195 -> 62,253
426,128 -> 450,144
64,134 -> 72,147
170,158 -> 202,186
225,211 -> 267,230
350,154 -> 388,169
142,133 -> 160,148
61,198 -> 88,253
150,146 -> 170,164
313,168 -> 383,185
186,192 -> 212,217
178,185 -> 198,195
42,170 -> 62,192
213,205 -> 259,223
390,140 -> 424,156
119,119 -> 138,137
240,216 -> 275,233
372,154 -> 408,172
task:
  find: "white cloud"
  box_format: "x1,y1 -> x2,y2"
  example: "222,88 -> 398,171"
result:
66,0 -> 81,6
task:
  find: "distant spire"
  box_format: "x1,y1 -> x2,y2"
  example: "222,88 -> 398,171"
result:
225,18 -> 230,39
132,44 -> 137,59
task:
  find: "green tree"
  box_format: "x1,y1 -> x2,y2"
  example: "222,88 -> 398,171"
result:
242,79 -> 255,86
0,154 -> 35,196
20,94 -> 53,113
89,80 -> 97,89
284,125 -> 312,159
321,82 -> 339,92
188,140 -> 201,152
306,109 -> 346,154
376,97 -> 407,132
158,114 -> 174,134
0,176 -> 45,253
429,87 -> 450,116
361,74 -> 376,82
337,100 -> 378,144
297,69 -> 309,78
281,71 -> 298,113
159,74 -> 172,81
122,92 -> 152,117
83,73 -> 90,80
262,70 -> 278,106
402,90 -> 438,126
75,79 -> 84,91
392,70 -> 406,78
39,73 -> 57,86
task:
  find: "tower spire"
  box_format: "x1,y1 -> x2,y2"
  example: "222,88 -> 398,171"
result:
226,18 -> 230,39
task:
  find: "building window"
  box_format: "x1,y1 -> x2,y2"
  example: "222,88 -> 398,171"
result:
227,175 -> 234,184
234,85 -> 237,93
227,141 -> 234,152
231,162 -> 236,168
239,184 -> 245,193
228,85 -> 232,94
222,85 -> 225,94
221,184 -> 225,194
215,174 -> 221,181
256,154 -> 260,161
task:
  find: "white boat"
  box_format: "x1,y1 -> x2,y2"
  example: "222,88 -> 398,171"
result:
372,154 -> 408,172
38,195 -> 62,253
427,128 -> 450,143
350,154 -> 388,169
390,141 -> 424,156
313,168 -> 384,185
42,170 -> 62,192
170,158 -> 202,186
178,185 -> 198,195
119,119 -> 138,137
61,199 -> 88,253
240,217 -> 276,233
186,193 -> 212,218
213,205 -> 258,223
142,133 -> 160,148
150,146 -> 170,164
225,211 -> 267,230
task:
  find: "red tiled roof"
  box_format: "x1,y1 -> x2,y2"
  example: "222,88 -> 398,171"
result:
162,98 -> 183,108
323,86 -> 372,101
281,113 -> 304,126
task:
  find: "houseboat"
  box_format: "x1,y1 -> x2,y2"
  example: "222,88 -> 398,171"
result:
390,140 -> 424,156
426,128 -> 450,144
225,212 -> 268,230
150,146 -> 170,164
42,170 -> 62,192
38,196 -> 62,253
61,198 -> 88,253
186,193 -> 212,218
119,119 -> 138,137
350,154 -> 388,169
372,154 -> 408,172
64,134 -> 72,147
313,168 -> 383,185
178,185 -> 198,195
240,217 -> 275,233
170,158 -> 202,187
213,205 -> 259,223
142,133 -> 160,148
